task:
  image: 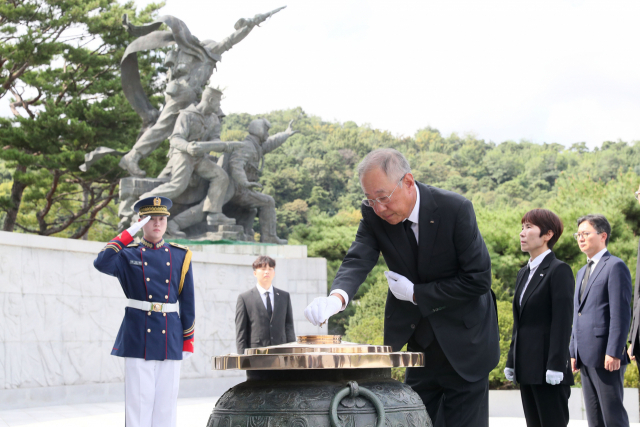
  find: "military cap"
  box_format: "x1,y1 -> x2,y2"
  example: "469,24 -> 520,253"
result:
133,196 -> 172,217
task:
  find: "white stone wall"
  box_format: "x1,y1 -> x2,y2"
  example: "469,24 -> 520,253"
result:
0,231 -> 326,409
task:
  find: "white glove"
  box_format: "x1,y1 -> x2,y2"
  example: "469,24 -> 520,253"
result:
546,370 -> 563,385
304,295 -> 343,326
126,215 -> 151,237
504,367 -> 514,382
385,271 -> 416,304
182,351 -> 193,360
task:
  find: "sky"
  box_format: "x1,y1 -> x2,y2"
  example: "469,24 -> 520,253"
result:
6,0 -> 640,148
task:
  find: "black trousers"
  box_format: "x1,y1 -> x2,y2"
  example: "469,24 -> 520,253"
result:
520,383 -> 571,427
581,365 -> 629,427
406,338 -> 489,427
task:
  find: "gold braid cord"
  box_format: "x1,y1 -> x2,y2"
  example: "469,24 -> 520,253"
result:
179,249 -> 192,295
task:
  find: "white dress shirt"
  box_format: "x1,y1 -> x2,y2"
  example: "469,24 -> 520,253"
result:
519,249 -> 551,305
587,247 -> 608,271
256,283 -> 274,310
331,187 -> 421,310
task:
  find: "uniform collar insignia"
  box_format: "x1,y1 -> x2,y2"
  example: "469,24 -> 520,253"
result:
141,238 -> 165,249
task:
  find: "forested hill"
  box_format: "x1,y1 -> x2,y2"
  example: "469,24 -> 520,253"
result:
221,108 -> 640,329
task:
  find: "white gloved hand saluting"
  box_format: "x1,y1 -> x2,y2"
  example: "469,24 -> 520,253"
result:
504,367 -> 515,382
304,295 -> 343,326
126,215 -> 151,237
545,370 -> 563,385
385,271 -> 417,304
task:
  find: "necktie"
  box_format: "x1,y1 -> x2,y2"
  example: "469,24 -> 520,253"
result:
403,220 -> 419,260
579,260 -> 595,302
266,291 -> 273,320
518,265 -> 531,306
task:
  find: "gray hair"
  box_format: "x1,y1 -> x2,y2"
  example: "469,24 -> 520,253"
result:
577,214 -> 611,246
357,148 -> 412,184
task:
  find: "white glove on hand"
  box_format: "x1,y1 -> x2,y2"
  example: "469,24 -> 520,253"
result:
546,370 -> 563,385
304,295 -> 342,326
126,215 -> 151,237
385,271 -> 416,304
182,351 -> 193,360
504,367 -> 515,382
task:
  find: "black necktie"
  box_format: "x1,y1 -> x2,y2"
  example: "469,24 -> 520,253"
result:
266,291 -> 273,319
518,266 -> 531,306
403,220 -> 419,260
580,260 -> 595,302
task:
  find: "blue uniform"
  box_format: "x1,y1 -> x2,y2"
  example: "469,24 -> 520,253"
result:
94,233 -> 195,360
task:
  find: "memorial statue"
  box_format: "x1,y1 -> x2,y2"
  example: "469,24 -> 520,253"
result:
220,118 -> 298,244
136,87 -> 241,238
80,7 -> 285,175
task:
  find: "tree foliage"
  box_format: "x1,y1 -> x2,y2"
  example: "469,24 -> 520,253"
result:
0,0 -> 165,237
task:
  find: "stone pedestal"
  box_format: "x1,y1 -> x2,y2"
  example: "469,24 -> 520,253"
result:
0,231 -> 327,410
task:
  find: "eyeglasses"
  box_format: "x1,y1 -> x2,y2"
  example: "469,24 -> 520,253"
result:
573,231 -> 601,240
635,191 -> 640,201
363,174 -> 406,208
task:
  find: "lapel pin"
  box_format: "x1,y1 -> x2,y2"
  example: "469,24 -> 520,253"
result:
540,274 -> 544,277
430,220 -> 434,223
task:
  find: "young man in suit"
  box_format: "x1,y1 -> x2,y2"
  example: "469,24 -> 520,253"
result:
569,214 -> 632,427
628,185 -> 640,363
505,209 -> 575,427
304,148 -> 499,427
235,256 -> 296,354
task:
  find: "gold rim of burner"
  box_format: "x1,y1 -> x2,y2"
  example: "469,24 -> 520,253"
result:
212,352 -> 425,370
296,335 -> 342,344
245,345 -> 392,355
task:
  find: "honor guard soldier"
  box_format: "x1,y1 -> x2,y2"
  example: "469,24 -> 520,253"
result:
94,196 -> 195,427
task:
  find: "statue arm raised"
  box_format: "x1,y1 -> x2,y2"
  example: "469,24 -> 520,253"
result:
210,6 -> 286,55
262,119 -> 298,154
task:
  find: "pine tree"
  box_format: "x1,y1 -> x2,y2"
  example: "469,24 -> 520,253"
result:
0,0 -> 165,237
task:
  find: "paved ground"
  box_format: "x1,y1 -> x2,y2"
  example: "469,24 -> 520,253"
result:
1,398 -> 639,427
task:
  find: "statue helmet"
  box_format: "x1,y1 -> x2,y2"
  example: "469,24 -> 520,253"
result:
202,86 -> 223,102
248,119 -> 271,140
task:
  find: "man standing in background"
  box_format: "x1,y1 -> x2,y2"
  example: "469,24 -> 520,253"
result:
236,256 -> 296,354
570,214 -> 632,427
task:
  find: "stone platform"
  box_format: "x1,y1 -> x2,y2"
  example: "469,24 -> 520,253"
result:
0,231 -> 327,410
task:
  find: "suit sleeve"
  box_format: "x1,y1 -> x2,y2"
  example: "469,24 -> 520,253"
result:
179,260 -> 195,353
606,260 -> 632,359
330,211 -> 381,300
235,295 -> 249,354
629,239 -> 640,349
569,268 -> 583,359
506,294 -> 518,369
547,263 -> 575,371
285,294 -> 296,344
93,231 -> 133,277
414,200 -> 492,316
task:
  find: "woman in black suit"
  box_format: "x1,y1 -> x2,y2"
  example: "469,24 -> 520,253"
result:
505,209 -> 575,427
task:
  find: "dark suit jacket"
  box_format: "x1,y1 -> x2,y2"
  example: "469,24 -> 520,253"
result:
235,286 -> 295,354
628,239 -> 640,358
506,252 -> 575,385
331,182 -> 499,382
569,251 -> 632,368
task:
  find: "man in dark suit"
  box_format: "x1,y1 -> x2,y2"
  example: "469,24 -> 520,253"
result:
505,209 -> 575,427
628,186 -> 640,363
569,214 -> 632,427
235,256 -> 296,354
304,148 -> 499,427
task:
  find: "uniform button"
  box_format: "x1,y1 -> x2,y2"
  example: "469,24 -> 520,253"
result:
148,312 -> 151,316
166,279 -> 169,283
163,313 -> 166,317
142,248 -> 146,252
165,295 -> 168,300
165,248 -> 168,252
411,324 -> 416,329
578,312 -> 582,316
149,295 -> 153,299
166,262 -> 170,266
146,278 -> 150,282
147,329 -> 151,333
162,330 -> 166,334
144,262 -> 148,266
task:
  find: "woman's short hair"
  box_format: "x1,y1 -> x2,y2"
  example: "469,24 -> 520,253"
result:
252,255 -> 276,270
521,209 -> 564,249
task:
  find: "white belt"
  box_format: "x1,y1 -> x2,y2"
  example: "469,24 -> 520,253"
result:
127,299 -> 178,313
